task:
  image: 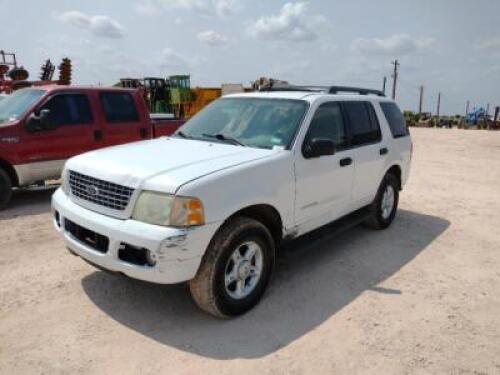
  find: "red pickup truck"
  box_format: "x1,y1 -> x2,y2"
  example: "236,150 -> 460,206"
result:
0,85 -> 185,209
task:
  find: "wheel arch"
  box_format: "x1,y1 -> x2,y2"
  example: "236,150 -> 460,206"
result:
384,164 -> 402,190
0,158 -> 19,187
224,204 -> 284,247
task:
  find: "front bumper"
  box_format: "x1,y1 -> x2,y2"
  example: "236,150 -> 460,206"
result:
52,188 -> 221,284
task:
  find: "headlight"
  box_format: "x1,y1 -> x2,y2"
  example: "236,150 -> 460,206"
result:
132,191 -> 205,227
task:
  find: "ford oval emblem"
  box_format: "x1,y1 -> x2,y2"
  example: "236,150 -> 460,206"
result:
86,185 -> 99,197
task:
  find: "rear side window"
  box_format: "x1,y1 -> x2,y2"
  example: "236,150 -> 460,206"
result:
305,102 -> 347,149
343,101 -> 381,146
40,94 -> 93,126
100,92 -> 139,123
380,102 -> 409,137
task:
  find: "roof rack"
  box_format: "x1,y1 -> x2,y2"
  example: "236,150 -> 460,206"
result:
259,84 -> 385,97
328,86 -> 384,97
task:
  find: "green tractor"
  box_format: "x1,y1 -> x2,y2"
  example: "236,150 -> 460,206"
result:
168,75 -> 193,118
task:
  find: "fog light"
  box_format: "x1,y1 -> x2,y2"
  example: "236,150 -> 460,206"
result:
146,250 -> 157,266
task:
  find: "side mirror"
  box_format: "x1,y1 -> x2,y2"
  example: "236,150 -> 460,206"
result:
304,138 -> 335,158
25,109 -> 52,132
39,109 -> 51,127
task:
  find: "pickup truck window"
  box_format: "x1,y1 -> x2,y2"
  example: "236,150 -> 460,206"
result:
380,102 -> 409,138
178,98 -> 308,150
100,92 -> 139,123
344,101 -> 381,146
0,89 -> 46,125
40,94 -> 93,126
305,102 -> 347,149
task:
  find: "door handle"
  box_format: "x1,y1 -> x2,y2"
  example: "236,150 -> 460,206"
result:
380,147 -> 388,155
94,130 -> 103,141
140,128 -> 148,139
339,157 -> 352,167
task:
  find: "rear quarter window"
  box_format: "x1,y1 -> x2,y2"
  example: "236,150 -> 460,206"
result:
100,92 -> 139,123
380,102 -> 409,138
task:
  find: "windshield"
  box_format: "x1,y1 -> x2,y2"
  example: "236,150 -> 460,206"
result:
0,89 -> 46,124
177,97 -> 309,149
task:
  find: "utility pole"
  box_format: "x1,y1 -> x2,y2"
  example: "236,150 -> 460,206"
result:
466,100 -> 470,116
382,76 -> 387,96
486,103 -> 490,117
436,92 -> 441,119
391,60 -> 400,100
418,85 -> 424,114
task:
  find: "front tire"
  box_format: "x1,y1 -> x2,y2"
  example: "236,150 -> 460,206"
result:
189,217 -> 275,318
365,173 -> 399,230
0,169 -> 13,210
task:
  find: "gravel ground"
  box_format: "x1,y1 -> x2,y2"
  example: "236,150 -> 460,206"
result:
1,127 -> 499,375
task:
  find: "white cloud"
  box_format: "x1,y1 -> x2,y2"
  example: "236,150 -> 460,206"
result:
136,0 -> 238,17
197,30 -> 228,46
351,34 -> 434,56
248,2 -> 322,42
160,48 -> 193,72
135,1 -> 161,16
478,37 -> 500,50
213,0 -> 237,17
58,11 -> 126,38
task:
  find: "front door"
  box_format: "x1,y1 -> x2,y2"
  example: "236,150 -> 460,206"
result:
294,101 -> 355,232
19,92 -> 98,182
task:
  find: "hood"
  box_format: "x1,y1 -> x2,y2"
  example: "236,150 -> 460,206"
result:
66,137 -> 279,193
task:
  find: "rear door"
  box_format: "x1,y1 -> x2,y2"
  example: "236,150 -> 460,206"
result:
20,92 -> 98,181
294,101 -> 355,229
379,101 -> 412,185
343,101 -> 386,208
98,91 -> 149,147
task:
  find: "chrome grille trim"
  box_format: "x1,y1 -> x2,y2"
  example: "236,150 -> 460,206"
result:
68,171 -> 134,211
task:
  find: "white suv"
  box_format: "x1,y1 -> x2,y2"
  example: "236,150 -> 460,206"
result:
52,86 -> 412,317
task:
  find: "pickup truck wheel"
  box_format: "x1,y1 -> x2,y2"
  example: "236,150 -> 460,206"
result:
189,217 -> 275,318
364,173 -> 399,230
0,169 -> 13,210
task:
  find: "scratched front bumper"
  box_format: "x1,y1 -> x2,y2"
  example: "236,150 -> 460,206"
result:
52,188 -> 221,284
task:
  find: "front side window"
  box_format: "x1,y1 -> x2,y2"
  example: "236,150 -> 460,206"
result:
100,92 -> 139,123
305,102 -> 347,149
380,102 -> 408,137
0,89 -> 46,125
40,94 -> 93,126
178,98 -> 308,150
344,101 -> 381,146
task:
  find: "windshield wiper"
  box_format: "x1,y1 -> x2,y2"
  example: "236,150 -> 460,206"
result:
174,131 -> 192,139
202,133 -> 247,147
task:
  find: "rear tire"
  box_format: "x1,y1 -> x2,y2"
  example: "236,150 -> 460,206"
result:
189,216 -> 275,318
364,173 -> 399,230
0,169 -> 13,210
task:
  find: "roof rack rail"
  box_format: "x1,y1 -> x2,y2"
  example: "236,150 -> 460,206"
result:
259,84 -> 328,93
259,84 -> 385,97
328,86 -> 384,97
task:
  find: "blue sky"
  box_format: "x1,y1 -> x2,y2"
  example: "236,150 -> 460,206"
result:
1,0 -> 499,115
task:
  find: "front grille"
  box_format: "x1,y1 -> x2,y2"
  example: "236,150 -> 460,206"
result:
69,171 -> 134,211
64,219 -> 109,253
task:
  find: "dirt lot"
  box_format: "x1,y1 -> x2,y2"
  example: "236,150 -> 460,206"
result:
1,127 -> 499,375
